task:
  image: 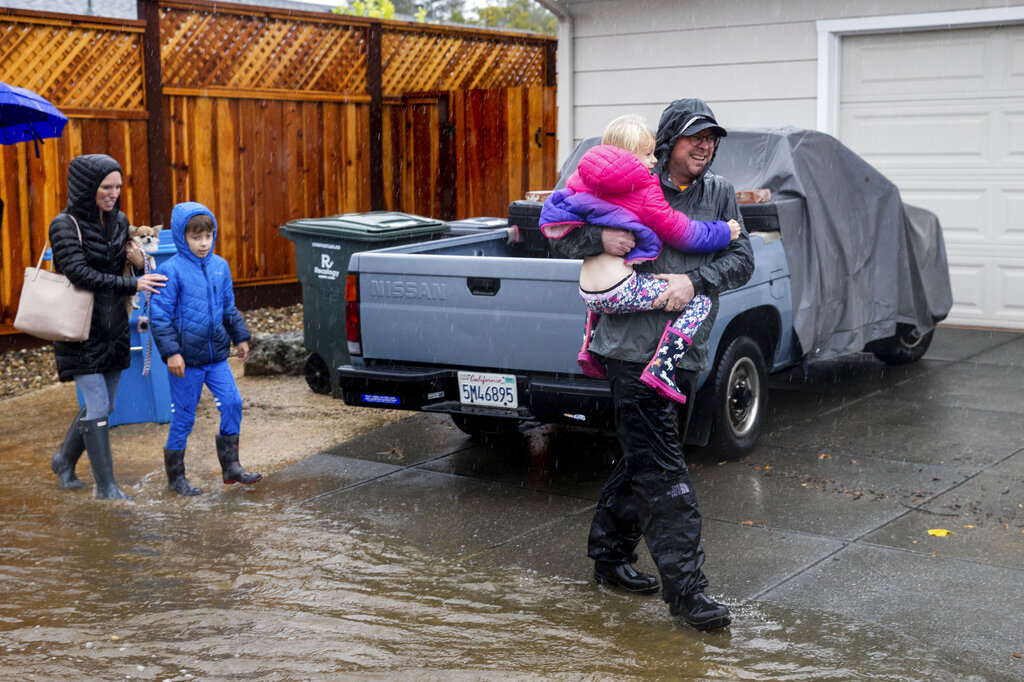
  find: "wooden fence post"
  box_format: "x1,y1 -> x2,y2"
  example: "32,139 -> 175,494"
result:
367,21 -> 384,211
138,0 -> 170,226
545,39 -> 557,88
438,94 -> 455,221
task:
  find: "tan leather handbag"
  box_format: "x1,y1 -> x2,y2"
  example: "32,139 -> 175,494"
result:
14,215 -> 95,342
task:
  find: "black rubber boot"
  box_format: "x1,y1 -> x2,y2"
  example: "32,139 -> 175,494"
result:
51,407 -> 87,489
164,448 -> 202,496
670,592 -> 732,631
594,561 -> 659,595
215,434 -> 262,485
79,417 -> 131,500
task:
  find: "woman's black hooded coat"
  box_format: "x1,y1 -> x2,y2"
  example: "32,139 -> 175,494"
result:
48,154 -> 138,382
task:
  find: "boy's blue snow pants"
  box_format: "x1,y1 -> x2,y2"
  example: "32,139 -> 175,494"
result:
165,360 -> 242,450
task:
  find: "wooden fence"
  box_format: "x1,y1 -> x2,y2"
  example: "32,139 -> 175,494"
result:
0,1 -> 556,336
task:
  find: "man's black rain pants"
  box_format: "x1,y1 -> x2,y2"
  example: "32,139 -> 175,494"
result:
587,358 -> 710,603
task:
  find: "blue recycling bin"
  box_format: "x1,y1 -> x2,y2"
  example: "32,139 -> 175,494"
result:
76,238 -> 178,426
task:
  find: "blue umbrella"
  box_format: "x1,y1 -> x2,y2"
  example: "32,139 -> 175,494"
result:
0,81 -> 68,156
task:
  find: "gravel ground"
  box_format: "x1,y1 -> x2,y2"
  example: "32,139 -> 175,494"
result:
4,301 -> 412,486
0,304 -> 305,400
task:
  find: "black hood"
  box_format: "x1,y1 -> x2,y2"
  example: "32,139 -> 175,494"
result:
654,99 -> 726,177
65,154 -> 122,223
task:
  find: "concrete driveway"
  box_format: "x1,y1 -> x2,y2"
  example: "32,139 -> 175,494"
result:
273,326 -> 1024,678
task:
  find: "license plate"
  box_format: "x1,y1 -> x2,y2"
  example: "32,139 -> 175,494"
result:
457,372 -> 518,409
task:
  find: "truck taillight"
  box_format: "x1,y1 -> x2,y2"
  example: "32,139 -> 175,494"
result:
345,273 -> 361,356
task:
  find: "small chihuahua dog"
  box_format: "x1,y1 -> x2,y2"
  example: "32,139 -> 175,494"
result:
125,224 -> 163,313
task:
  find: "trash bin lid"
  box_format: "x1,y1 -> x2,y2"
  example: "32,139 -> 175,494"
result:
281,211 -> 448,242
445,217 -> 507,229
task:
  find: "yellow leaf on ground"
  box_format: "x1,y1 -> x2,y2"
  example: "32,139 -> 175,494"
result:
927,528 -> 952,537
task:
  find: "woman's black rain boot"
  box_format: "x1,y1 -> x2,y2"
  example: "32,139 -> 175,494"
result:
216,434 -> 263,485
79,417 -> 131,500
51,407 -> 87,489
164,448 -> 202,496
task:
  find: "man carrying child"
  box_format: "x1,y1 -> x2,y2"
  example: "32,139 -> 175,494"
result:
549,98 -> 754,630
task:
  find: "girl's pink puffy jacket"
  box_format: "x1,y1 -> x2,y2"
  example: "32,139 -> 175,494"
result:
540,144 -> 731,263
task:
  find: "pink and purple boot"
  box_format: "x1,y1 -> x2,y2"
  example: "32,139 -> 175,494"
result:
578,310 -> 606,379
639,322 -> 691,404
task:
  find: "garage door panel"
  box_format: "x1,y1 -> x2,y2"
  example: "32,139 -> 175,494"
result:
842,106 -> 988,159
843,101 -> 1024,163
947,260 -> 1024,322
948,263 -> 987,318
896,184 -> 1023,244
896,188 -> 988,240
1013,33 -> 1024,86
1010,113 -> 1024,157
843,26 -> 1024,99
844,31 -> 989,97
1001,265 -> 1024,316
1002,193 -> 1024,242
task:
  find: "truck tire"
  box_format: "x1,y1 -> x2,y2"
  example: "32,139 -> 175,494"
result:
707,336 -> 767,460
868,324 -> 933,365
304,353 -> 332,395
450,414 -> 521,441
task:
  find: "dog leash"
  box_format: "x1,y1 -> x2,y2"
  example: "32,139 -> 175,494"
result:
139,256 -> 153,376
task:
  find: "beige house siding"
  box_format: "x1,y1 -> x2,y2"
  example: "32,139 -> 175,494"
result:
562,0 -> 1019,147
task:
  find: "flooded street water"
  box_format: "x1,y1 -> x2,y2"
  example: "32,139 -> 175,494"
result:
1,435 -> 989,681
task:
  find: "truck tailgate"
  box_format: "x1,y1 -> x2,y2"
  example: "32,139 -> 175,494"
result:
353,250 -> 585,374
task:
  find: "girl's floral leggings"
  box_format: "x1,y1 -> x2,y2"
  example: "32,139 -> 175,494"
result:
580,271 -> 712,337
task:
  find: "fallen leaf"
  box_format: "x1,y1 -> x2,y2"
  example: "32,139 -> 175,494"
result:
927,528 -> 952,537
817,452 -> 831,459
962,525 -> 975,529
1013,653 -> 1022,659
742,520 -> 768,526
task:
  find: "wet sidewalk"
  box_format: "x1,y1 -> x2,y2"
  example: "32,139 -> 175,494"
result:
273,326 -> 1024,679
2,326 -> 1022,679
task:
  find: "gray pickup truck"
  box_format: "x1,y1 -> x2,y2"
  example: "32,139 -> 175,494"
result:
334,128 -> 953,459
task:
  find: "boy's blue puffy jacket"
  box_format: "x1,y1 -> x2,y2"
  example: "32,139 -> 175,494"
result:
151,202 -> 250,367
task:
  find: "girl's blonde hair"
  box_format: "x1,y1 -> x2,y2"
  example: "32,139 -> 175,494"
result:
602,115 -> 655,156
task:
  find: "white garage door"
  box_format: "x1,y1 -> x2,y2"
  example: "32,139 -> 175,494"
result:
839,23 -> 1024,329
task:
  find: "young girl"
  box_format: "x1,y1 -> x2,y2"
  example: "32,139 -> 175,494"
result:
541,116 -> 741,404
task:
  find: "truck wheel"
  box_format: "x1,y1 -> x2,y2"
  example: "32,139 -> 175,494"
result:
868,324 -> 934,365
707,336 -> 767,460
450,414 -> 521,441
304,353 -> 332,395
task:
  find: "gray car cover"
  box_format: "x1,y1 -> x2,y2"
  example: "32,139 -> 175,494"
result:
710,127 -> 953,362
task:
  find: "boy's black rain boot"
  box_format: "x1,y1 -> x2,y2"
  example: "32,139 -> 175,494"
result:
51,407 -> 87,489
216,434 -> 263,485
79,417 -> 131,500
164,448 -> 202,496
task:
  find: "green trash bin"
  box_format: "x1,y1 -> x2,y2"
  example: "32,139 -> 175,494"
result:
279,211 -> 449,397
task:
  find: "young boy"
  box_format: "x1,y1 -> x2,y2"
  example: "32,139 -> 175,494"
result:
151,201 -> 262,496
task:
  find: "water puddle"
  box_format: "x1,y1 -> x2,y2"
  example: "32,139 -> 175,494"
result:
0,444 -> 994,680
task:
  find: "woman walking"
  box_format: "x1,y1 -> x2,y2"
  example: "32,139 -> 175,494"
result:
47,154 -> 166,499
